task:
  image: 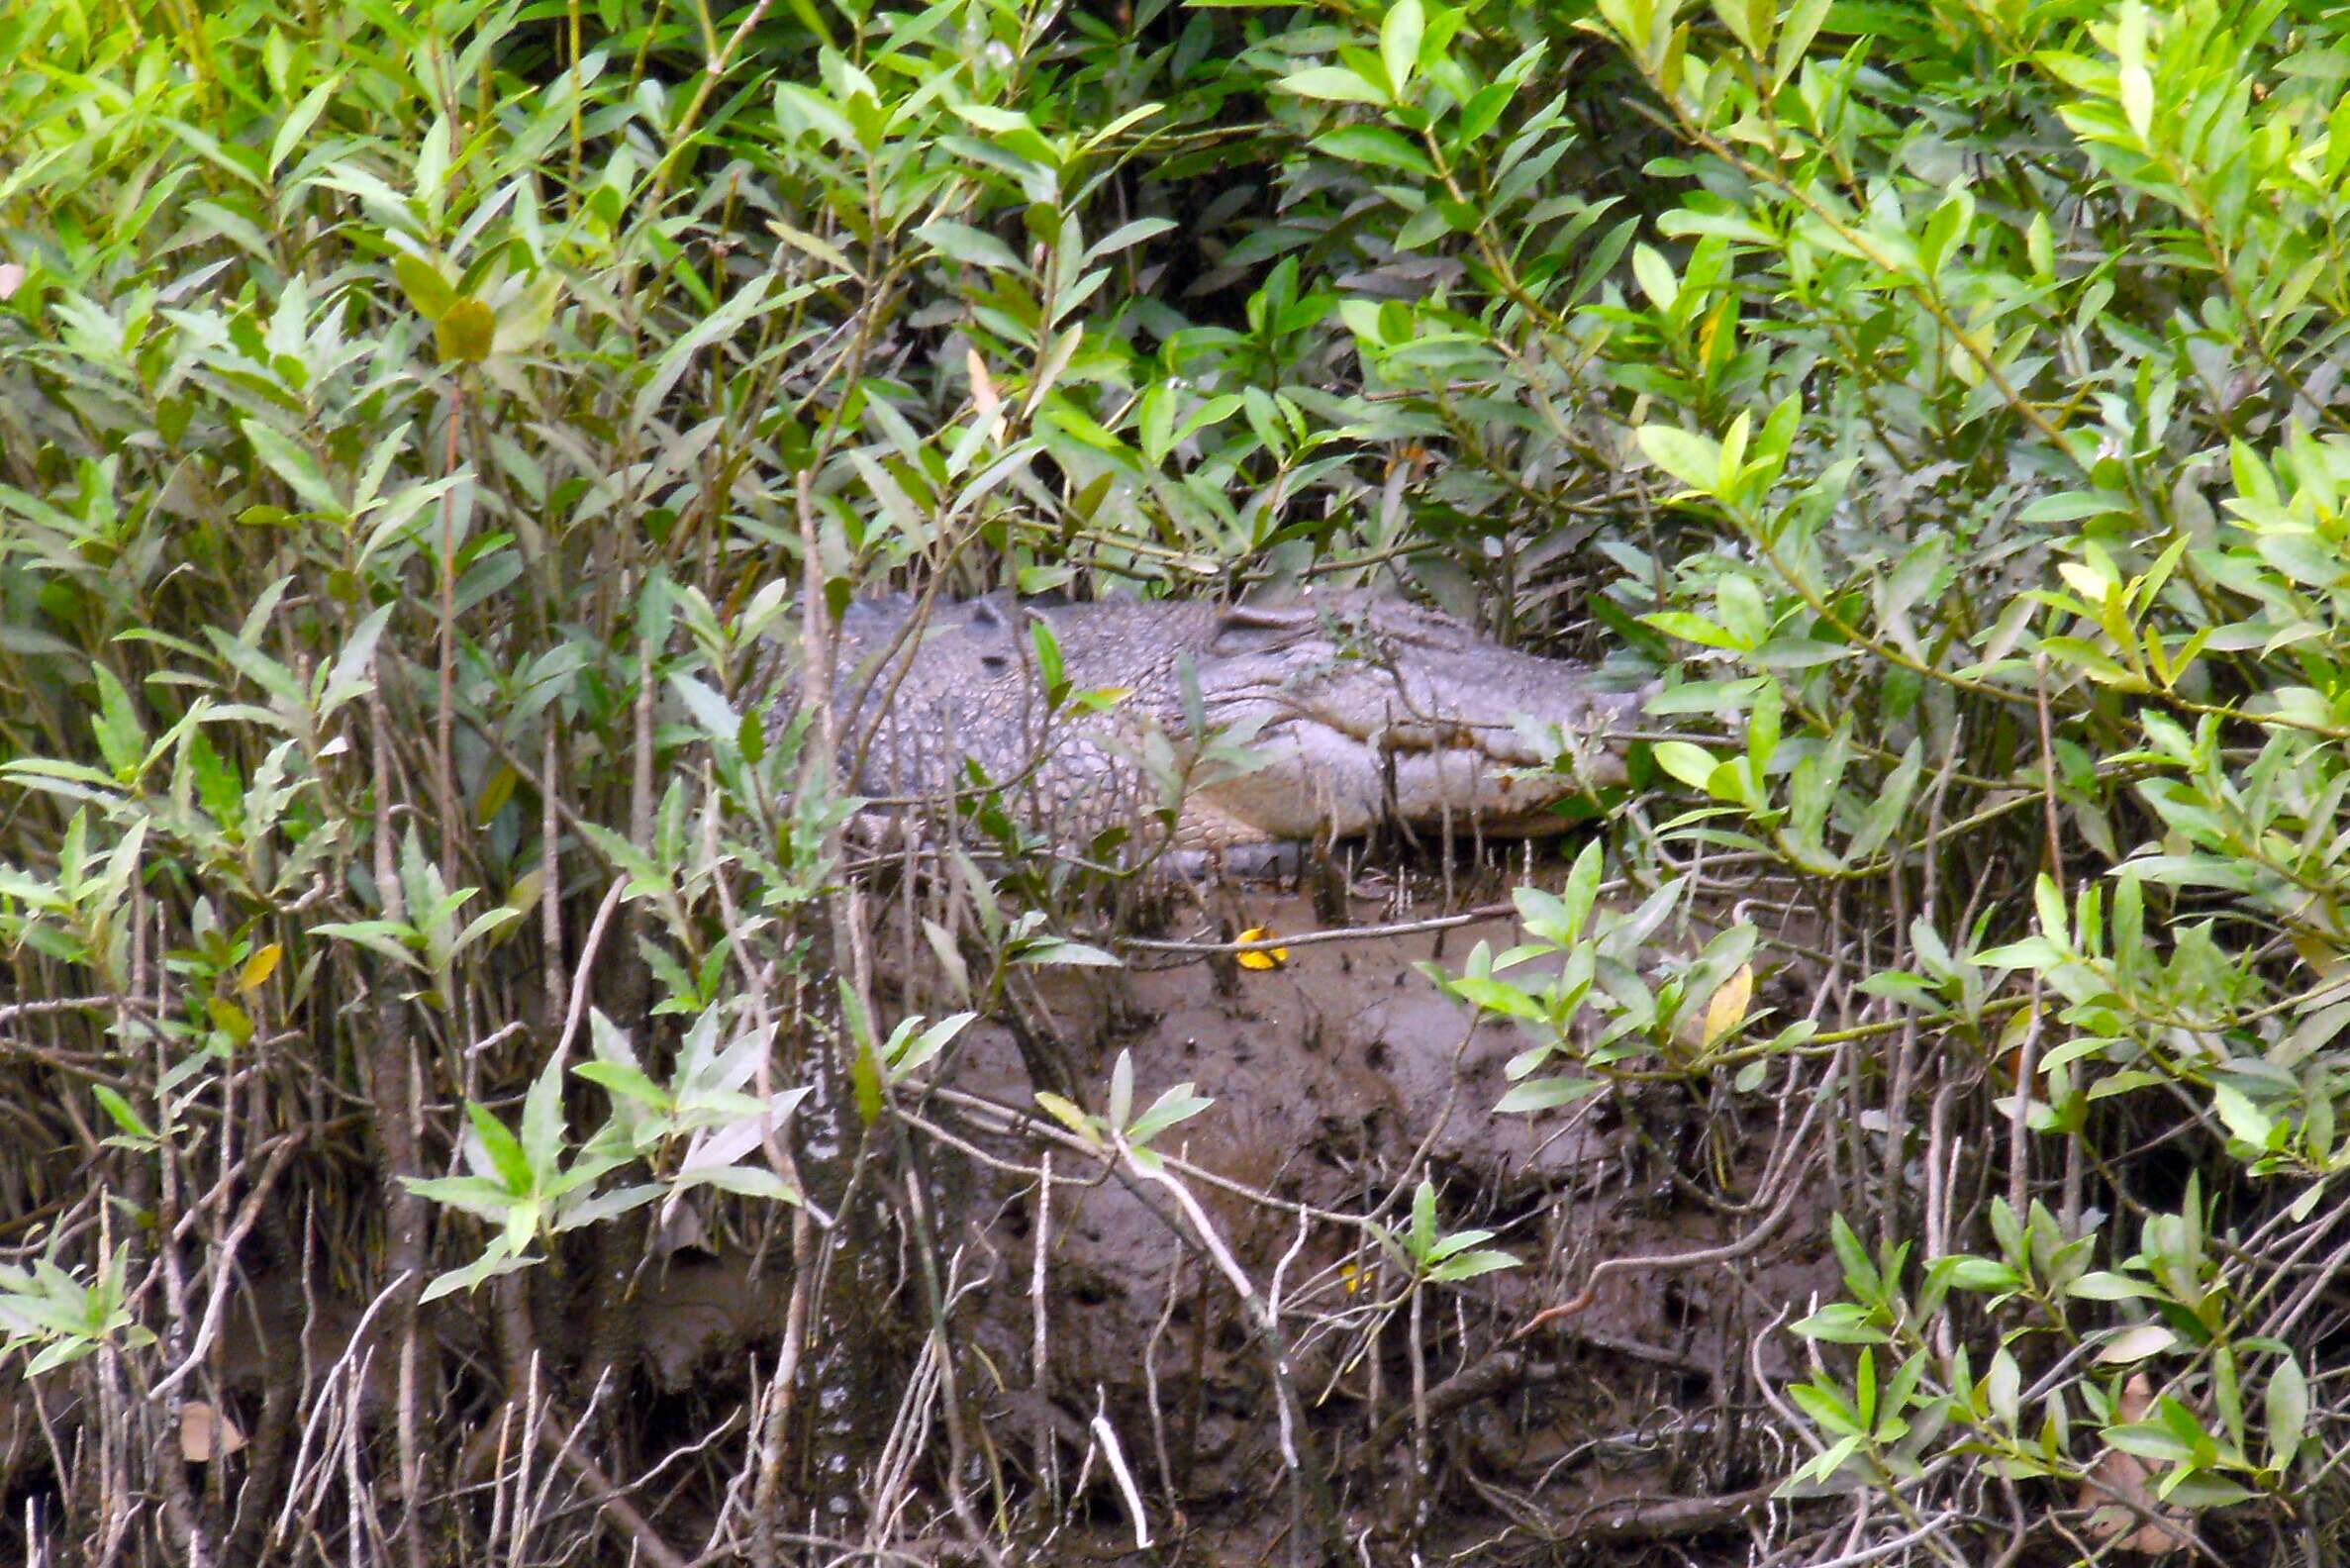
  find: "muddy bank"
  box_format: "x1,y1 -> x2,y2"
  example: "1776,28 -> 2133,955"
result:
869,866 -> 1839,1557
3,864 -> 1837,1564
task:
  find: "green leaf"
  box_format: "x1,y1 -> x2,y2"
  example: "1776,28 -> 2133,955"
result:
1495,1075 -> 1605,1113
2118,61 -> 2153,141
2267,1354 -> 2307,1467
1709,0 -> 1766,53
2104,1421 -> 2196,1464
1652,740 -> 1720,790
1791,1303 -> 1890,1343
2163,1473 -> 2256,1507
1313,125 -> 1436,177
1641,611 -> 1746,649
89,665 -> 146,777
917,220 -> 1025,273
1126,1084 -> 1214,1145
1773,0 -> 1830,85
1280,66 -> 1389,104
1635,424 -> 1723,494
1108,1049 -> 1134,1129
91,1085 -> 157,1142
24,1336 -> 106,1374
1446,975 -> 1547,1022
493,276 -> 562,355
268,76 -> 343,177
573,1059 -> 670,1112
1456,78 -> 1518,141
1086,217 -> 1177,261
466,1102 -> 535,1196
520,1050 -> 568,1175
770,221 -> 854,274
402,1174 -> 522,1222
393,251 -> 455,322
1382,0 -> 1424,95
2097,1323 -> 2176,1363
1429,1249 -> 1519,1282
891,1011 -> 977,1081
1411,1178 -> 1438,1258
1828,1215 -> 1876,1297
672,1166 -> 801,1203
1787,1380 -> 1861,1436
2032,874 -> 2067,945
1631,244 -> 1679,312
2208,1083 -> 2276,1148
242,420 -> 344,515
1172,394 -> 1243,450
1013,936 -> 1123,967
419,1239 -> 536,1304
952,104 -> 1035,134
556,1183 -> 667,1227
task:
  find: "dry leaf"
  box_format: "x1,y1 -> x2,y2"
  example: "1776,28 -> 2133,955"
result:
2077,1374 -> 2191,1555
2289,931 -> 2346,974
179,1400 -> 245,1462
1235,927 -> 1289,971
967,347 -> 999,417
1996,1002 -> 2037,1084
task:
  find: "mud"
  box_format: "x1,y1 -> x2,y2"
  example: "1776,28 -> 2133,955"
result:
880,866 -> 1839,1558
3,863 -> 1836,1562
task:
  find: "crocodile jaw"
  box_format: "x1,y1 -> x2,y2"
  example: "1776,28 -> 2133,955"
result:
1177,716 -> 1626,848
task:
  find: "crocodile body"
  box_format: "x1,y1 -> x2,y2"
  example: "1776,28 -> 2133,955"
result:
803,592 -> 1642,852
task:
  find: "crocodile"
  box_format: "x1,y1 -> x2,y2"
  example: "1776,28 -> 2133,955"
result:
798,591 -> 1644,854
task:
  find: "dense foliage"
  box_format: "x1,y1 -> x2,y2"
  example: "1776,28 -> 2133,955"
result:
5,0 -> 2350,1561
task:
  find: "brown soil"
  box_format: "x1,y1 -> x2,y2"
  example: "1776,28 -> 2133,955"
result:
868,866 -> 1839,1561
3,863 -> 1836,1564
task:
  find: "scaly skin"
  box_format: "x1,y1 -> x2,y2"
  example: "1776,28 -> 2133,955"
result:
798,592 -> 1643,851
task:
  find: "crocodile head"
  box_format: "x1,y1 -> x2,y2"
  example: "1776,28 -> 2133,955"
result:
1170,596 -> 1644,848
808,591 -> 1645,854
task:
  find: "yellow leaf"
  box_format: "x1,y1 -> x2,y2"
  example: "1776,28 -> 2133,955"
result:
850,1038 -> 884,1126
474,763 -> 519,827
1032,1092 -> 1100,1142
238,942 -> 283,993
2291,932 -> 2345,973
1702,963 -> 1752,1046
436,297 -> 496,364
1073,685 -> 1133,715
1236,927 -> 1289,971
207,997 -> 254,1046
